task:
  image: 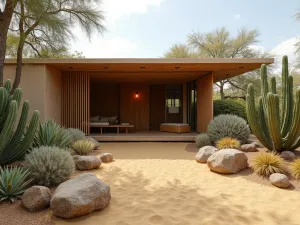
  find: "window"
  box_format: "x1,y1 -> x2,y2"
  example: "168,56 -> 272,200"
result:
166,98 -> 181,107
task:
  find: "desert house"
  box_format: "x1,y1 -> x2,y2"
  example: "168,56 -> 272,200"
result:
4,58 -> 273,141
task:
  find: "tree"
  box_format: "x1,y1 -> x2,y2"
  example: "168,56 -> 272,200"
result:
3,0 -> 106,91
0,0 -> 19,86
164,44 -> 197,58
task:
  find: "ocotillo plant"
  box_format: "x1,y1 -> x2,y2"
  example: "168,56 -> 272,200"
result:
246,56 -> 300,152
0,80 -> 40,165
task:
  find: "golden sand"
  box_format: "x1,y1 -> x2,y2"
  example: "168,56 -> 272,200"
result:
54,143 -> 300,225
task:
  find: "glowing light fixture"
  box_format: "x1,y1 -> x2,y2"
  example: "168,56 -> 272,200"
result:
135,92 -> 139,99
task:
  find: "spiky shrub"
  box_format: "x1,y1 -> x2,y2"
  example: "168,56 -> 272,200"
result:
195,133 -> 211,148
0,80 -> 40,165
216,137 -> 241,150
290,159 -> 300,179
72,139 -> 95,155
24,146 -> 75,187
66,128 -> 86,142
252,152 -> 287,176
0,166 -> 32,202
246,56 -> 300,152
207,114 -> 250,144
34,120 -> 72,149
214,99 -> 247,121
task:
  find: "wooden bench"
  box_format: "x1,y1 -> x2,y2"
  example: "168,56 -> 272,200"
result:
90,123 -> 134,135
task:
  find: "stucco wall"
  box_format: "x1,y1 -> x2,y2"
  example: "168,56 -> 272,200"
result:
3,64 -> 46,120
45,66 -> 62,123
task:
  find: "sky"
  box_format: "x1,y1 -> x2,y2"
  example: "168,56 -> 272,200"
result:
71,0 -> 300,65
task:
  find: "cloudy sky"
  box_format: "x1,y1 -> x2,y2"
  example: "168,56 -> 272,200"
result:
71,0 -> 300,64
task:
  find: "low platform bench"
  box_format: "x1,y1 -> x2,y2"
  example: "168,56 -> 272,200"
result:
160,123 -> 191,133
90,123 -> 134,135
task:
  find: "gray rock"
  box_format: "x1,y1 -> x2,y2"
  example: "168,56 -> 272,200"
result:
240,143 -> 258,152
100,153 -> 114,163
74,155 -> 101,170
195,146 -> 218,163
51,173 -> 111,218
269,173 -> 290,188
280,151 -> 296,161
207,149 -> 248,174
22,186 -> 51,212
86,137 -> 100,150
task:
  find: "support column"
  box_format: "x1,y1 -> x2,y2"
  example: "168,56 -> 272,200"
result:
197,73 -> 213,133
182,84 -> 187,124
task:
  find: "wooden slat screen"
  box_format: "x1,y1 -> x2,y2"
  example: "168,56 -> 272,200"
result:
61,72 -> 90,135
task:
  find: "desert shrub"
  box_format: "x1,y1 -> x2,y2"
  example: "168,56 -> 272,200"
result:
252,152 -> 287,176
213,99 -> 247,121
207,114 -> 250,144
66,128 -> 86,142
195,133 -> 211,148
216,137 -> 240,150
290,159 -> 300,179
34,120 -> 72,149
0,167 -> 32,202
72,139 -> 95,155
24,146 -> 75,186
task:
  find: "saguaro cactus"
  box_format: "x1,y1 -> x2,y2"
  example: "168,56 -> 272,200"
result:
246,56 -> 300,152
0,80 -> 40,165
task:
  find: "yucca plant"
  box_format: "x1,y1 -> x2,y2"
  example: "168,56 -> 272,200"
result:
72,139 -> 95,155
34,120 -> 72,149
0,166 -> 33,202
290,159 -> 300,179
216,137 -> 241,150
252,152 -> 287,176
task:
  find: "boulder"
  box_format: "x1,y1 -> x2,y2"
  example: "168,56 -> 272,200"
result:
269,173 -> 290,188
207,149 -> 248,174
22,186 -> 51,212
240,143 -> 258,152
86,137 -> 100,150
195,146 -> 218,163
74,155 -> 101,170
280,151 -> 296,161
51,173 -> 111,218
100,153 -> 114,163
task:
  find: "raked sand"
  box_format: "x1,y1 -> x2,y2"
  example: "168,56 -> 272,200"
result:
54,143 -> 300,225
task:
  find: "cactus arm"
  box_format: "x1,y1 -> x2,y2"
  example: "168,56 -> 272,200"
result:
246,84 -> 273,150
270,77 -> 276,94
4,80 -> 11,92
0,101 -> 18,153
0,88 -> 8,115
257,97 -> 272,145
266,93 -> 282,151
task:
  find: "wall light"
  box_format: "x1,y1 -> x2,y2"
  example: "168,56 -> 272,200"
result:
135,92 -> 140,100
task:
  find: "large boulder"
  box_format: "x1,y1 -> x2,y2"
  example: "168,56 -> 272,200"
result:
207,149 -> 248,174
22,186 -> 51,212
195,146 -> 218,163
280,151 -> 296,161
86,137 -> 100,150
269,173 -> 290,188
51,173 -> 111,218
74,155 -> 101,170
100,153 -> 114,163
240,143 -> 258,152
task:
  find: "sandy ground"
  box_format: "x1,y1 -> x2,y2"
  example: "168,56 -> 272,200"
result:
50,142 -> 300,225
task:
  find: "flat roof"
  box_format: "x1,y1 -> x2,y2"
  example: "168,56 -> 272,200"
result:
5,58 -> 274,83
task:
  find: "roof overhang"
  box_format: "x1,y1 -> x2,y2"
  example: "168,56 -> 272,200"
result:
4,58 -> 274,83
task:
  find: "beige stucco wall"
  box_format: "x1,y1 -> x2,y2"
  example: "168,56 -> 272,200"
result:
45,66 -> 62,123
3,65 -> 46,120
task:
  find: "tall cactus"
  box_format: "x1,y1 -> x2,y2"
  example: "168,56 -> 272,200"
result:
0,80 -> 40,165
246,56 -> 300,152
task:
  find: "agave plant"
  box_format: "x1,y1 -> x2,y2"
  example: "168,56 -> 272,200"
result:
34,120 -> 72,149
72,139 -> 95,155
0,166 -> 33,202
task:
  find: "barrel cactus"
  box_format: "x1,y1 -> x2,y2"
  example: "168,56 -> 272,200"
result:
246,56 -> 300,152
0,80 -> 40,165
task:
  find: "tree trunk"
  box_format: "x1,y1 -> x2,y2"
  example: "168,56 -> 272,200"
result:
219,83 -> 225,100
0,27 -> 6,87
12,37 -> 25,92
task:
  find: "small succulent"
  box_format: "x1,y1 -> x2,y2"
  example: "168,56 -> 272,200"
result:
72,139 -> 95,155
195,133 -> 211,148
216,137 -> 241,150
0,166 -> 33,202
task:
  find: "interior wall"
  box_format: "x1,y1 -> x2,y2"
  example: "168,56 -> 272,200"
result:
3,64 -> 46,120
90,82 -> 119,118
197,73 -> 213,133
45,66 -> 62,123
120,83 -> 149,131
